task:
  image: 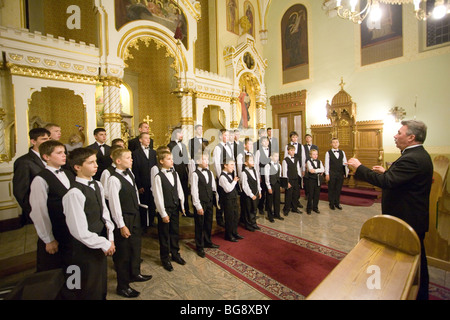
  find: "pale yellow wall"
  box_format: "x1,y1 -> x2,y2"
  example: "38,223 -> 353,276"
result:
264,0 -> 450,157
0,0 -> 24,28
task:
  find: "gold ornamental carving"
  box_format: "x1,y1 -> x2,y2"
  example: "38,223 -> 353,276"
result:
180,117 -> 194,126
102,113 -> 123,123
102,77 -> 122,88
7,63 -> 98,84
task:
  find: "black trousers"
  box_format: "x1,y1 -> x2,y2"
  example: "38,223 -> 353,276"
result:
36,238 -> 72,273
215,178 -> 224,224
418,233 -> 429,300
283,179 -> 300,212
258,175 -> 268,212
267,183 -> 281,218
241,193 -> 258,229
113,216 -> 142,291
307,182 -> 321,211
194,200 -> 214,249
157,208 -> 180,262
60,238 -> 108,300
328,175 -> 344,206
223,197 -> 239,239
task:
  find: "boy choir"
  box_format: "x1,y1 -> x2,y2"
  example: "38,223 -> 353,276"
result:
20,126 -> 347,299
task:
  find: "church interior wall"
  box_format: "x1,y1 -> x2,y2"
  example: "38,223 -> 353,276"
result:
264,0 -> 450,164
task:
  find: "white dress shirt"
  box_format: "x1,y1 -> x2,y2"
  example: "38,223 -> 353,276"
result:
62,177 -> 114,252
236,151 -> 253,179
307,159 -> 325,186
107,168 -> 143,229
29,166 -> 71,244
281,156 -> 303,178
191,168 -> 218,211
218,171 -> 237,193
241,167 -> 261,198
283,142 -> 306,169
153,168 -> 185,219
213,142 -> 233,178
264,161 -> 281,190
324,149 -> 349,176
100,163 -> 116,200
254,147 -> 270,176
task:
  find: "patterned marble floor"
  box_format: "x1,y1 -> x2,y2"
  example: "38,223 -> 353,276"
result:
1,198 -> 449,300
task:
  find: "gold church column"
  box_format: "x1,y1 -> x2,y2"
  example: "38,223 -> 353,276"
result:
102,77 -> 123,144
180,92 -> 194,142
230,97 -> 239,129
255,100 -> 266,129
0,108 -> 7,162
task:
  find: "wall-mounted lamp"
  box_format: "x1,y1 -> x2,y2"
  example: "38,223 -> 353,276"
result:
389,106 -> 406,122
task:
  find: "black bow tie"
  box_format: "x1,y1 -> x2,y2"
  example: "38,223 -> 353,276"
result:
334,150 -> 339,153
292,143 -> 297,145
122,169 -> 131,176
55,169 -> 63,174
202,168 -> 209,172
144,147 -> 149,150
88,180 -> 96,186
99,144 -> 104,148
166,169 -> 174,173
226,172 -> 233,176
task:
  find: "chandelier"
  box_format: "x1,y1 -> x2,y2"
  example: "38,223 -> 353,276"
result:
326,0 -> 449,24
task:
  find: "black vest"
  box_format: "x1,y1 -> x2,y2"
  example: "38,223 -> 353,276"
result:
195,168 -> 213,203
71,181 -> 105,235
218,172 -> 238,200
292,143 -> 302,163
112,171 -> 139,215
219,143 -> 234,167
284,157 -> 299,181
328,150 -> 345,176
308,159 -> 320,179
36,169 -> 73,244
258,148 -> 271,171
268,163 -> 281,186
158,170 -> 180,211
243,168 -> 259,196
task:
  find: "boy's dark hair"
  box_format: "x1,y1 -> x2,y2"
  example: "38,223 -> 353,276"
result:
289,131 -> 298,138
139,132 -> 150,139
68,147 -> 97,171
287,145 -> 295,151
244,137 -> 253,145
110,144 -> 124,155
39,140 -> 65,159
111,138 -> 124,146
93,128 -> 106,136
29,128 -> 50,141
244,154 -> 253,163
157,150 -> 171,167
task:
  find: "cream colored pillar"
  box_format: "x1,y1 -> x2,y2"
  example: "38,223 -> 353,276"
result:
230,97 -> 239,129
256,100 -> 266,129
102,77 -> 123,144
180,92 -> 194,142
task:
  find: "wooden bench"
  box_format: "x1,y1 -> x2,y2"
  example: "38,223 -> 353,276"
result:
307,215 -> 421,300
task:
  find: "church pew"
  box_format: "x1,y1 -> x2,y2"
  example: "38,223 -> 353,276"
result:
307,215 -> 420,300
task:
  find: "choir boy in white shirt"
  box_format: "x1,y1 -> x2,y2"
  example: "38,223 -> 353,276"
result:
306,149 -> 325,215
240,154 -> 261,231
108,148 -> 152,298
264,152 -> 284,222
62,147 -> 115,300
191,153 -> 220,258
325,138 -> 349,210
153,150 -> 186,271
29,140 -> 74,272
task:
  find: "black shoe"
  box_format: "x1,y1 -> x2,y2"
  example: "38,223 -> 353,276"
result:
313,209 -> 320,214
117,287 -> 140,298
204,243 -> 220,249
291,209 -> 302,214
269,218 -> 275,223
130,274 -> 152,282
172,255 -> 186,265
298,203 -> 304,208
306,210 -> 312,215
283,210 -> 289,216
245,226 -> 255,232
225,236 -> 238,242
234,233 -> 244,239
162,261 -> 174,271
329,204 -> 335,210
335,204 -> 343,210
274,215 -> 285,221
196,249 -> 205,258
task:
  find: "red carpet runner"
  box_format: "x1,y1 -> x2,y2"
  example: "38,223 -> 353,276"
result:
191,225 -> 346,300
189,225 -> 450,300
